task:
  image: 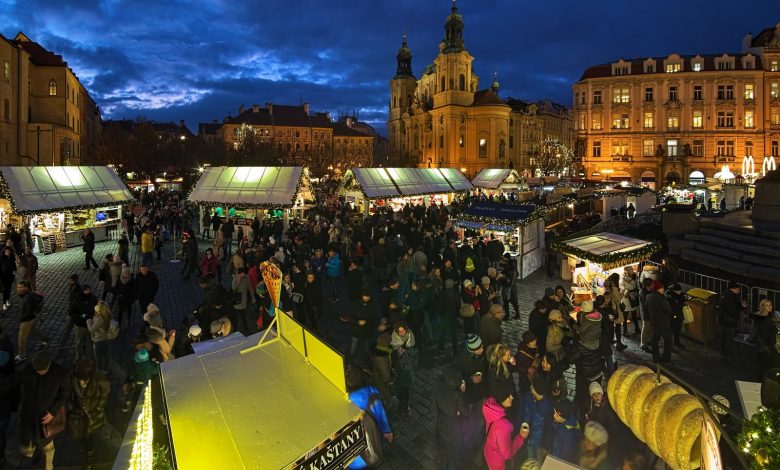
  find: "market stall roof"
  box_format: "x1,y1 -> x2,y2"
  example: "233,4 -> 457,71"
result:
552,232 -> 660,270
187,166 -> 309,208
458,202 -> 544,228
471,168 -> 524,189
0,166 -> 134,214
342,167 -> 473,199
161,330 -> 361,469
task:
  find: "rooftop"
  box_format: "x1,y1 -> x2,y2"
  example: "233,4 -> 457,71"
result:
579,52 -> 764,81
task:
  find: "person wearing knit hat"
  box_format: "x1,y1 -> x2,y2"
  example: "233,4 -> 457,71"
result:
551,398 -> 582,463
589,381 -> 603,397
481,276 -> 490,286
188,324 -> 202,339
522,330 -> 537,346
584,381 -> 616,430
582,420 -> 609,447
652,279 -> 665,292
463,279 -> 473,289
579,421 -> 610,469
134,348 -> 149,363
467,334 -> 483,353
456,333 -> 488,408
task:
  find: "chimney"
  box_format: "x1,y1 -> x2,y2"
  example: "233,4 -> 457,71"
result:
252,104 -> 260,113
238,104 -> 245,114
742,33 -> 753,52
303,102 -> 310,114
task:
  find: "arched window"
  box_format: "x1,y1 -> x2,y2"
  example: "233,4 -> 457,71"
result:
441,76 -> 446,92
459,74 -> 465,91
48,79 -> 57,96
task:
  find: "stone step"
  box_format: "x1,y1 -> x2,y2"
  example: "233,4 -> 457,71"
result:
684,233 -> 780,259
691,242 -> 780,269
700,218 -> 780,240
681,247 -> 780,284
699,227 -> 780,248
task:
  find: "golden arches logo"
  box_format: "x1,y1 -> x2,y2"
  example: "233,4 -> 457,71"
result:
742,155 -> 755,176
763,156 -> 777,176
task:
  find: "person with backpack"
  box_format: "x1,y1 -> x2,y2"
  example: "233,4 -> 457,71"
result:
15,280 -> 48,362
345,367 -> 393,469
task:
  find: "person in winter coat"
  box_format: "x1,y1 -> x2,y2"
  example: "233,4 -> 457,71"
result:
0,350 -> 19,469
68,358 -> 110,468
72,284 -> 97,360
646,280 -> 673,363
480,303 -> 506,349
519,377 -> 553,461
434,367 -> 468,470
391,321 -> 418,417
461,279 -> 480,335
0,247 -> 15,310
117,231 -> 130,265
720,281 -> 745,362
438,279 -> 461,354
546,310 -> 568,362
232,268 -> 255,335
135,265 -> 159,319
113,267 -> 136,328
140,227 -> 154,266
350,290 -> 379,367
550,398 -> 582,464
482,384 -> 529,470
579,421 -> 610,470
200,248 -> 221,282
582,382 -> 617,441
346,367 -> 393,470
303,272 -> 322,333
528,301 -> 549,355
455,334 -> 488,433
620,289 -> 640,336
346,260 -> 365,303
486,344 -> 518,422
665,283 -> 687,349
87,301 -> 114,374
81,228 -> 99,270
501,254 -> 520,320
18,352 -> 70,470
515,331 -> 539,394
404,280 -> 430,347
638,277 -> 654,352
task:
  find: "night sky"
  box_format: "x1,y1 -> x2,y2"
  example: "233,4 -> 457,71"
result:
4,0 -> 779,135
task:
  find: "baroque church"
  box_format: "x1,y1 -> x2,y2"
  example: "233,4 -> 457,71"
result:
386,1 -> 574,177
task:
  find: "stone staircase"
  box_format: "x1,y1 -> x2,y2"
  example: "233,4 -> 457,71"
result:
669,211 -> 780,283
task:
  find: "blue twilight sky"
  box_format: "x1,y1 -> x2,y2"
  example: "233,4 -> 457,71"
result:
2,0 -> 779,135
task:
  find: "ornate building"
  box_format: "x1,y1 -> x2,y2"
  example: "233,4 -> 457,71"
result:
0,33 -> 100,165
573,23 -> 780,186
387,2 -> 573,177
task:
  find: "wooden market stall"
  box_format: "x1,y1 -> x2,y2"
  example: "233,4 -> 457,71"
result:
454,202 -> 546,278
471,168 -> 528,193
550,232 -> 660,295
115,311 -> 366,470
339,167 -> 473,216
187,166 -> 314,230
0,166 -> 134,252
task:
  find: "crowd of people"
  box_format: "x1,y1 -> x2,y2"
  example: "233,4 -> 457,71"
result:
0,183 -> 776,470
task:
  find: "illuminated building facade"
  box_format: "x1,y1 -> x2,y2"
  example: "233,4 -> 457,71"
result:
573,23 -> 780,186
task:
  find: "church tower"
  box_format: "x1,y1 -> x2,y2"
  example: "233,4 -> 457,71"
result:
433,0 -> 476,108
388,35 -> 418,166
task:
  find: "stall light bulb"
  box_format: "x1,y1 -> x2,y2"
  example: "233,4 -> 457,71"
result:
746,442 -> 751,448
752,433 -> 759,439
767,427 -> 773,433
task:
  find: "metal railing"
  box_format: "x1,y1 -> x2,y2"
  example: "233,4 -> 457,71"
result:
566,212 -> 662,238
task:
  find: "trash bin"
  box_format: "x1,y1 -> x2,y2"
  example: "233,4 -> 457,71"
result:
684,288 -> 718,345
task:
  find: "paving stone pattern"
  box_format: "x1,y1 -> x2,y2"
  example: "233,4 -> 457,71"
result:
0,238 -> 758,469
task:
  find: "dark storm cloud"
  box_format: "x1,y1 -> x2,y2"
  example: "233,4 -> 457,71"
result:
4,0 -> 779,135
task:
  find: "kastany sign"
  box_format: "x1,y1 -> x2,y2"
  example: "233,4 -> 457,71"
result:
290,418 -> 366,470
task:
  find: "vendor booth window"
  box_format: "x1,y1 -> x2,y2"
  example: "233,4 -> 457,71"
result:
478,138 -> 487,158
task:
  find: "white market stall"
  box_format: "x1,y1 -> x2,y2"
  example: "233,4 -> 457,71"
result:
471,168 -> 528,193
187,166 -> 314,230
0,166 -> 134,252
550,232 -> 660,295
454,202 -> 546,278
340,167 -> 473,216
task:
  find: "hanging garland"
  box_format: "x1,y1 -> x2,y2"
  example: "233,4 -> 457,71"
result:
457,203 -> 547,227
736,406 -> 780,469
185,167 -> 307,210
548,236 -> 660,270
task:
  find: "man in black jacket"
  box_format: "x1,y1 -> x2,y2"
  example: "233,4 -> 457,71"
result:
80,228 -> 98,270
349,290 -> 378,367
71,285 -> 97,360
18,351 -> 70,470
646,281 -> 673,363
135,265 -> 160,318
638,277 -> 654,353
719,281 -> 744,362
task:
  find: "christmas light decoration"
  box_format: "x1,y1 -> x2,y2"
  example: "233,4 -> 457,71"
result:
736,406 -> 780,469
549,236 -> 660,270
129,382 -> 154,470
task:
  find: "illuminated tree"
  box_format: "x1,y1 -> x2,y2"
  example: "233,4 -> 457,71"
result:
530,138 -> 574,177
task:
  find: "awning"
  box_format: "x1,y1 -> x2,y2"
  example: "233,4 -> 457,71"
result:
188,166 -> 309,208
551,232 -> 660,270
0,166 -> 134,214
471,168 -> 525,189
458,202 -> 543,228
343,167 -> 473,199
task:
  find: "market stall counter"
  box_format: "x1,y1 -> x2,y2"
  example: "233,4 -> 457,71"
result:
0,166 -> 134,252
454,202 -> 546,279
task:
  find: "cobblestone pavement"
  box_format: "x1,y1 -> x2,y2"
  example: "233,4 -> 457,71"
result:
0,238 -> 757,469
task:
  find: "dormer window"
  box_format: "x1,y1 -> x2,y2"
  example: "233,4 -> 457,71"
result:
771,60 -> 779,72
691,55 -> 704,72
643,58 -> 656,74
665,63 -> 681,73
715,54 -> 735,71
611,60 -> 631,76
742,55 -> 755,70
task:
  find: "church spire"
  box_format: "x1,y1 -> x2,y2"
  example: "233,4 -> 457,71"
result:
491,71 -> 500,95
394,33 -> 413,78
442,0 -> 465,53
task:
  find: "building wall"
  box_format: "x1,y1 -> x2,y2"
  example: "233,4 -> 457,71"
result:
574,40 -> 780,184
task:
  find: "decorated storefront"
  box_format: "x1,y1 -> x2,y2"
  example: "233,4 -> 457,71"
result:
0,166 -> 134,252
187,166 -> 314,230
470,168 -> 528,194
339,167 -> 473,216
454,202 -> 546,278
550,232 -> 660,295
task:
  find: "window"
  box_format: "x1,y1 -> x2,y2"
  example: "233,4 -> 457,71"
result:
578,113 -> 586,130
772,83 -> 779,98
580,93 -> 586,105
643,139 -> 654,156
3,99 -> 8,120
745,110 -> 755,128
613,66 -> 629,76
611,139 -> 629,156
669,86 -> 677,101
693,139 -> 704,156
746,141 -> 753,157
591,113 -> 602,130
716,111 -> 734,128
612,113 -> 629,129
771,61 -> 779,72
717,140 -> 735,155
479,138 -> 487,158
2,61 -> 8,81
717,140 -> 725,155
667,139 -> 678,157
593,91 -> 602,105
693,62 -> 702,72
643,112 -> 654,128
645,64 -> 655,73
717,61 -> 732,70
439,135 -> 444,148
667,116 -> 679,129
772,108 -> 780,126
48,79 -> 57,96
726,140 -> 734,156
717,85 -> 734,100
295,131 -> 300,138
693,85 -> 702,101
592,141 -> 602,157
509,136 -> 513,148
666,63 -> 681,73
459,74 -> 465,91
644,87 -> 653,102
459,135 -> 464,147
613,88 -> 630,104
773,141 -> 779,157
692,110 -> 703,128
441,76 -> 446,92
745,84 -> 755,100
